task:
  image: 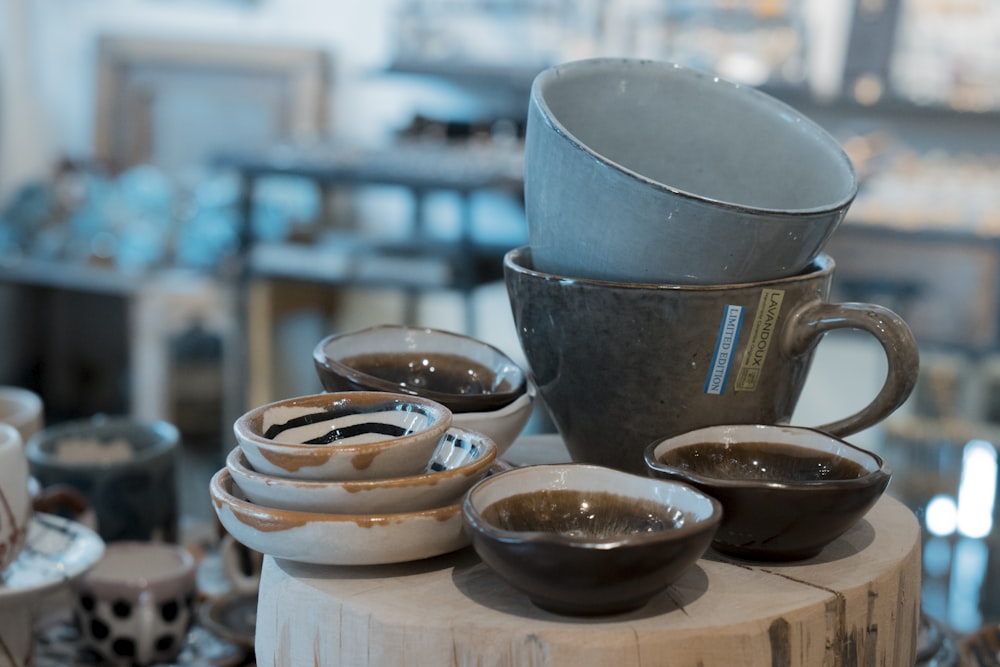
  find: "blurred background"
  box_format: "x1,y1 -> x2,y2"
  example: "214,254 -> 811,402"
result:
2,0 -> 1000,640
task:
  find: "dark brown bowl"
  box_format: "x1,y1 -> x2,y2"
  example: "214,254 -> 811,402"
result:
313,325 -> 527,414
462,463 -> 721,616
644,424 -> 891,561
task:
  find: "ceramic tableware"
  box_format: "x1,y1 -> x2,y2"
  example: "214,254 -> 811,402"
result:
72,541 -> 196,666
525,57 -> 857,284
452,381 -> 536,456
0,513 -> 104,667
645,424 -> 891,560
313,324 -> 527,414
0,386 -> 43,446
233,390 -> 453,481
26,416 -> 180,542
227,425 -> 497,513
210,468 -> 469,566
0,423 -> 31,573
462,463 -> 721,615
504,246 -> 919,473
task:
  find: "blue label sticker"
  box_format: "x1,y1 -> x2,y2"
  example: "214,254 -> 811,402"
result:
704,305 -> 745,395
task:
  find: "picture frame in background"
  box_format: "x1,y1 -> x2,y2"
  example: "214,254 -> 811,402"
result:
94,35 -> 329,173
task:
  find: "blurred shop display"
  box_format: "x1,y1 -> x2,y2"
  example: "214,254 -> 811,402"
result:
392,0 -> 811,88
891,0 -> 1000,112
0,161 -> 320,275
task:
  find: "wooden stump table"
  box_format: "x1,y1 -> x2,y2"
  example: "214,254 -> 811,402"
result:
253,435 -> 922,667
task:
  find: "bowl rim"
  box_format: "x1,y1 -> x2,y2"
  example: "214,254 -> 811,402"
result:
226,425 -> 498,490
504,246 -> 835,291
312,324 -> 527,408
531,57 -> 858,216
462,463 -> 723,548
211,467 -> 464,525
643,424 -> 891,491
25,416 -> 179,469
232,390 -> 452,454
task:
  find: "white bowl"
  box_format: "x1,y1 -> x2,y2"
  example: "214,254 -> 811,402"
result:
233,391 -> 452,481
226,426 -> 497,514
452,382 -> 536,456
211,468 -> 469,566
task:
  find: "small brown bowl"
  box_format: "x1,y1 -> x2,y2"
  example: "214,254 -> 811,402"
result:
644,424 -> 891,561
313,325 -> 527,414
462,463 -> 721,616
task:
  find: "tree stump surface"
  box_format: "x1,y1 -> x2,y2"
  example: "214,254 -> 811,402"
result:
254,434 -> 921,667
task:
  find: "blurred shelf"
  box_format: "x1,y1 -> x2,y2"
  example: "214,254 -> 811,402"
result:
0,255 -> 147,296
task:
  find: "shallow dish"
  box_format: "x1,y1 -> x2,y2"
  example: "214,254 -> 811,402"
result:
313,325 -> 527,414
226,425 -> 497,513
233,391 -> 452,481
462,463 -> 720,616
211,468 -> 468,566
644,424 -> 891,561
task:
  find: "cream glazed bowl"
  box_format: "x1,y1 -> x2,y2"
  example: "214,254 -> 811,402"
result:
210,468 -> 469,566
225,425 -> 498,514
452,381 -> 536,455
234,391 -> 452,481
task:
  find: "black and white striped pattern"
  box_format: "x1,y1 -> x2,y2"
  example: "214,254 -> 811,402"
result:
262,403 -> 438,446
425,429 -> 487,473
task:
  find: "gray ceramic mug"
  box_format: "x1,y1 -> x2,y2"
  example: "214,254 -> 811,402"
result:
504,247 -> 919,473
524,58 -> 858,284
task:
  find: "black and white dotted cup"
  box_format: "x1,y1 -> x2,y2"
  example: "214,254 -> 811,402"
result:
73,541 -> 196,666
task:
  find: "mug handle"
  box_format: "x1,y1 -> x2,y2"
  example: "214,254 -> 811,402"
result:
782,300 -> 920,437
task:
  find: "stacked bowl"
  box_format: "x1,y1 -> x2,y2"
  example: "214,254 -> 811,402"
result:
210,390 -> 499,566
312,324 -> 536,456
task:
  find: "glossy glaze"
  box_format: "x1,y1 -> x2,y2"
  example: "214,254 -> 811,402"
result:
645,424 -> 891,561
226,425 -> 497,513
314,325 -> 526,413
462,463 -> 720,615
504,247 -> 919,474
451,381 -> 536,455
210,468 -> 469,566
234,391 -> 452,481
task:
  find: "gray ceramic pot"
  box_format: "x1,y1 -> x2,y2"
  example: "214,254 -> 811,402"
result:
504,247 -> 918,473
524,58 -> 858,284
26,416 -> 179,543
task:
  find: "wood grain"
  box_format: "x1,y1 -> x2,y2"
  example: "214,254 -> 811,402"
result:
253,435 -> 921,667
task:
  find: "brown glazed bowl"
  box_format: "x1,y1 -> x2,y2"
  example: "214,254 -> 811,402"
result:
644,424 -> 891,561
313,325 -> 527,414
462,463 -> 721,616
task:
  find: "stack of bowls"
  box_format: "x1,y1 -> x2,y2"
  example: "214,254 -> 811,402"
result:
312,324 -> 536,455
210,390 -> 498,566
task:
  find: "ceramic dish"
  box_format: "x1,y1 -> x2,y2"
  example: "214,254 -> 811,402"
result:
226,425 -> 497,513
644,424 -> 891,561
0,512 -> 105,604
210,468 -> 469,566
233,391 -> 452,481
313,325 -> 527,414
451,381 -> 535,455
462,463 -> 721,616
198,591 -> 257,650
